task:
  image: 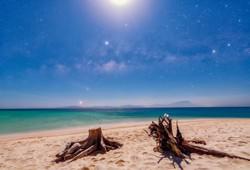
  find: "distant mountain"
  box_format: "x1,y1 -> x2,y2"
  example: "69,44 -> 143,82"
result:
166,100 -> 198,107
119,105 -> 146,108
62,101 -> 198,109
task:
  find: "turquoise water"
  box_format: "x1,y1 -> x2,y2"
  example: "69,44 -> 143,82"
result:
0,107 -> 250,134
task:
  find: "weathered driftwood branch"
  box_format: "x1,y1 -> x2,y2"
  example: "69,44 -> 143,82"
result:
148,116 -> 250,161
54,127 -> 122,163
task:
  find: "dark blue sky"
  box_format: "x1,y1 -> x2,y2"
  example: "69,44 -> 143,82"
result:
0,0 -> 250,108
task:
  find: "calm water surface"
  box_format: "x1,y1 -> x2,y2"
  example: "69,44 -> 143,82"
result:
0,107 -> 250,134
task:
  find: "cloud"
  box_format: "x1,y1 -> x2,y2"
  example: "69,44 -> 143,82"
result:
163,54 -> 189,65
54,64 -> 70,74
98,60 -> 127,73
244,48 -> 250,55
75,63 -> 82,70
85,86 -> 90,92
164,56 -> 179,63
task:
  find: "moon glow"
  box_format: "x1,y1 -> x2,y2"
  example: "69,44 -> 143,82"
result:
110,0 -> 131,7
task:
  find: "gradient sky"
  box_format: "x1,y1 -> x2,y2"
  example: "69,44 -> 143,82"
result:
0,0 -> 250,108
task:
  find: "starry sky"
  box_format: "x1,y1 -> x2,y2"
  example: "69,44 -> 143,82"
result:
0,0 -> 250,108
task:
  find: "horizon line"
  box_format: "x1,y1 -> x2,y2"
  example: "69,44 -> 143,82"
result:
1,105 -> 250,110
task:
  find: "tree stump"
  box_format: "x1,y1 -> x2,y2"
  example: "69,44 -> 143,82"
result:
148,116 -> 250,162
54,127 -> 122,163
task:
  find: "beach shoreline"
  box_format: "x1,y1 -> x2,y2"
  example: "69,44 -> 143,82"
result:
0,118 -> 248,141
0,120 -> 151,141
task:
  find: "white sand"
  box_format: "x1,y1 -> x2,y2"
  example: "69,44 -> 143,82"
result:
0,119 -> 250,170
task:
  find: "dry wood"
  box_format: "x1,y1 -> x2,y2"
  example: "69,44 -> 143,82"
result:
148,116 -> 250,162
54,127 -> 122,163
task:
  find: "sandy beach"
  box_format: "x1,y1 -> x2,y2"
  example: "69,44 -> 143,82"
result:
0,119 -> 250,170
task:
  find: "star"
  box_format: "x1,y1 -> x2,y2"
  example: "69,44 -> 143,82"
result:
39,18 -> 44,22
104,41 -> 110,46
212,49 -> 216,54
227,43 -> 231,47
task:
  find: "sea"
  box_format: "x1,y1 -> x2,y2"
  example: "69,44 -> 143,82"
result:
0,107 -> 250,134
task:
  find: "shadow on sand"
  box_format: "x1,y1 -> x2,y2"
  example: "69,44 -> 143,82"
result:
157,151 -> 192,170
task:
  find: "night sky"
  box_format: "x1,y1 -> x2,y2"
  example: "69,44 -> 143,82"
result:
0,0 -> 250,108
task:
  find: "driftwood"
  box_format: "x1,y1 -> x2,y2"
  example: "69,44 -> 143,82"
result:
148,116 -> 250,162
54,127 -> 122,163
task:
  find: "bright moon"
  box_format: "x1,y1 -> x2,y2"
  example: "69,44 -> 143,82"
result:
110,0 -> 131,7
